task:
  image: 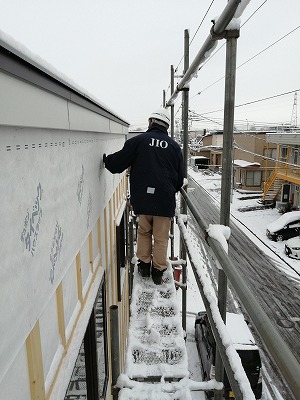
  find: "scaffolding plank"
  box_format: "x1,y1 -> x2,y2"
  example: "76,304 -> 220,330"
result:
125,264 -> 189,380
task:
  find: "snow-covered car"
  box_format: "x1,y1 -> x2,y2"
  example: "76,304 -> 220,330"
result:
266,211 -> 300,241
285,236 -> 300,259
195,311 -> 262,399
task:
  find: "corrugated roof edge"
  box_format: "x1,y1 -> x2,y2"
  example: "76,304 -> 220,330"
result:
0,29 -> 130,127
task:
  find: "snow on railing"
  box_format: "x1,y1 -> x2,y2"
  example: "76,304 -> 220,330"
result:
177,214 -> 256,400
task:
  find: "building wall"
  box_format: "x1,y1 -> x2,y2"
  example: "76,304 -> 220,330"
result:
202,132 -> 223,147
0,47 -> 130,400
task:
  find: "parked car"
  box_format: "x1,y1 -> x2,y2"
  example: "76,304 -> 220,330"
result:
190,156 -> 210,170
285,236 -> 300,259
266,211 -> 300,241
195,311 -> 262,399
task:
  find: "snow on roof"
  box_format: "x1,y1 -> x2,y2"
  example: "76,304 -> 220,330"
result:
267,211 -> 300,233
234,159 -> 260,168
0,29 -> 129,124
226,313 -> 258,350
286,236 -> 300,246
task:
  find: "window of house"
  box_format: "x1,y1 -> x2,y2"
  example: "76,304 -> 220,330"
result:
64,276 -> 108,400
64,341 -> 87,399
246,170 -> 261,187
280,146 -> 288,162
293,148 -> 298,165
263,148 -> 277,160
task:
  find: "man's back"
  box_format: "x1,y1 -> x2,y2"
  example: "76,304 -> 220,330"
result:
129,125 -> 183,216
105,123 -> 183,217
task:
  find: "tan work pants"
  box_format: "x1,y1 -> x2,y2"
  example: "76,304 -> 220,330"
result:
136,215 -> 171,271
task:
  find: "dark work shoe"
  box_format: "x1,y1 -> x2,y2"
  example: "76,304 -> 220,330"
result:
137,260 -> 151,277
151,267 -> 167,285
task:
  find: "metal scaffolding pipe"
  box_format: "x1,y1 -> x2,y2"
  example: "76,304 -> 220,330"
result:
166,0 -> 242,107
177,219 -> 245,400
215,29 -> 239,399
110,305 -> 120,400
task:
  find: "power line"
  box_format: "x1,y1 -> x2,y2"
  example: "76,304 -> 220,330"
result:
238,25 -> 300,69
193,0 -> 269,75
167,1 -> 271,102
188,107 -> 297,131
163,0 -> 217,97
174,0 -> 216,73
167,1 -> 272,100
234,144 -> 300,171
240,0 -> 268,27
200,89 -> 300,116
190,0 -> 215,46
192,25 -> 300,99
168,1 -> 298,128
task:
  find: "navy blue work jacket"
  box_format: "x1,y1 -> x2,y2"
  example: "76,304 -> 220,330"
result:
104,124 -> 184,217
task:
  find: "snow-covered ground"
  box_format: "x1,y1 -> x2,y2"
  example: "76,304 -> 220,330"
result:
173,168 -> 300,400
189,168 -> 300,278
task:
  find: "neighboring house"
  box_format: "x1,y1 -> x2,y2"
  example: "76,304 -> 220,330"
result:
190,130 -> 278,190
233,132 -> 277,191
190,130 -> 223,169
264,131 -> 300,208
233,159 -> 262,190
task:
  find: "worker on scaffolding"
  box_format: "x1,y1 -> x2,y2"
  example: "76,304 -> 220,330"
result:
103,108 -> 184,284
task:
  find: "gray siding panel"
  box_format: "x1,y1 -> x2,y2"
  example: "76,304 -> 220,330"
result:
0,44 -> 129,129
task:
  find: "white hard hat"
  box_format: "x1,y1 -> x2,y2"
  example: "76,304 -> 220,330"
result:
149,108 -> 171,126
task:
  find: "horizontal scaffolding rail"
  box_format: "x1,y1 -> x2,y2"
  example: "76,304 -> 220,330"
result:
166,0 -> 242,107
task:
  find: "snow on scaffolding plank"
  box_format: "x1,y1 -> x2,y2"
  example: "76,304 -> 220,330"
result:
119,386 -> 193,400
125,264 -> 189,379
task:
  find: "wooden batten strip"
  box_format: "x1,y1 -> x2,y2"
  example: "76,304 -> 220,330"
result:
88,231 -> 93,273
56,283 -> 67,347
26,321 -> 46,400
76,252 -> 83,304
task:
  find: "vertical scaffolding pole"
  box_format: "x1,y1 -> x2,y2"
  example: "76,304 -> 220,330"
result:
170,65 -> 175,140
220,31 -> 239,225
180,29 -> 189,333
110,305 -> 120,400
215,29 -> 239,400
128,216 -> 134,300
170,64 -> 175,260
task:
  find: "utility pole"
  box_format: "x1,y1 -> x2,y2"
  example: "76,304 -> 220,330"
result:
290,91 -> 298,128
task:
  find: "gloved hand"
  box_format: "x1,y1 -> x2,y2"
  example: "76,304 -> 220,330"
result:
100,153 -> 107,170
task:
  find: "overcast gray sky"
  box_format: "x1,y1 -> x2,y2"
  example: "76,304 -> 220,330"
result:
0,0 -> 299,131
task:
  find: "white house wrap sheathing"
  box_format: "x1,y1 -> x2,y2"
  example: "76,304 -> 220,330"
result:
0,126 -> 124,384
0,35 -> 129,395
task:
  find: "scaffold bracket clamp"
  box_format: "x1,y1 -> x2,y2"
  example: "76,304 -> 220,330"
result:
210,25 -> 240,41
177,84 -> 190,92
